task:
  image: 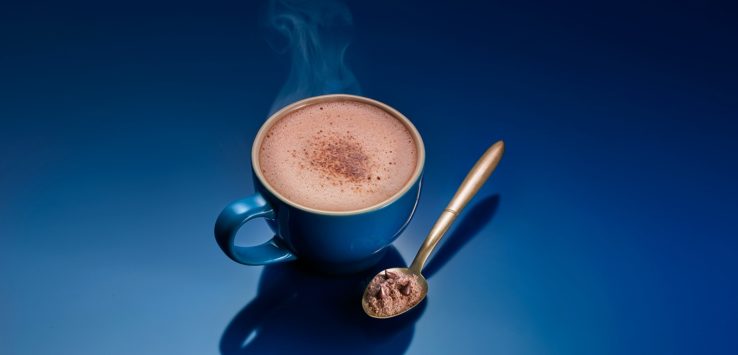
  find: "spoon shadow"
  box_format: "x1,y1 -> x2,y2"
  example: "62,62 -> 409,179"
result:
423,194 -> 500,279
219,246 -> 426,355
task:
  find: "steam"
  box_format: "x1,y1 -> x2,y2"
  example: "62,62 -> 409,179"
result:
263,0 -> 361,114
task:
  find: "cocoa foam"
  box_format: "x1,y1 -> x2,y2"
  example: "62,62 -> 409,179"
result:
259,100 -> 418,212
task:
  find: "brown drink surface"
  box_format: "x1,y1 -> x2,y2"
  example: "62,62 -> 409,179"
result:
259,100 -> 418,212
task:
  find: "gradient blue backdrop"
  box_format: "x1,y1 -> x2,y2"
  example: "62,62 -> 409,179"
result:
2,0 -> 737,354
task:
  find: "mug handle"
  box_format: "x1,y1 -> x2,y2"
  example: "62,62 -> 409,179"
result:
214,193 -> 296,265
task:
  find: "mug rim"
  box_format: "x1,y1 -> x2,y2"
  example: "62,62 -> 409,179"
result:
251,94 -> 426,216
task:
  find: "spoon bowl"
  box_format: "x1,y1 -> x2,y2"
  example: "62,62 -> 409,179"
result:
361,267 -> 428,319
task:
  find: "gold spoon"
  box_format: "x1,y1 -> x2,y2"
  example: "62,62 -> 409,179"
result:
362,140 -> 505,318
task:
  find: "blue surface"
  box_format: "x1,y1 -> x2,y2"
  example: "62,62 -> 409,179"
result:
2,0 -> 737,354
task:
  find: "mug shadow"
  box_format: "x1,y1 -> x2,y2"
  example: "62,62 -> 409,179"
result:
219,194 -> 500,354
219,247 -> 426,355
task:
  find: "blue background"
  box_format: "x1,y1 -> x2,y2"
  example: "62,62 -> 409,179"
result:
2,0 -> 737,354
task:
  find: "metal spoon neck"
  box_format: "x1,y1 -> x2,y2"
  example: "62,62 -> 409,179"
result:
409,209 -> 458,273
408,261 -> 423,275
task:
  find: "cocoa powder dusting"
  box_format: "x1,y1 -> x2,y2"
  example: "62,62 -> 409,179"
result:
307,132 -> 372,184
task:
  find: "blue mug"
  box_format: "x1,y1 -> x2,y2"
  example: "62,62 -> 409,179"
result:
214,94 -> 425,272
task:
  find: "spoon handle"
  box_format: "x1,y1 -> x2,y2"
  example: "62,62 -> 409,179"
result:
409,140 -> 505,274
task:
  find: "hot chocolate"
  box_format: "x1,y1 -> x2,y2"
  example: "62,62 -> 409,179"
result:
259,100 -> 418,212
